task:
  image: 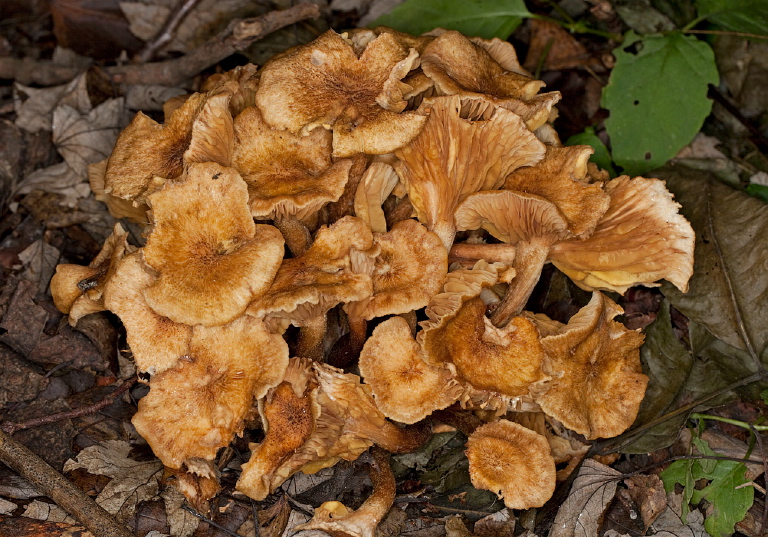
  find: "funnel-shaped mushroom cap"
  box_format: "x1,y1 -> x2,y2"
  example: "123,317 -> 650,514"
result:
469,36 -> 530,76
344,219 -> 447,321
103,253 -> 192,377
142,163 -> 284,327
533,292 -> 648,439
296,448 -> 395,537
548,176 -> 695,293
394,95 -> 545,248
466,420 -> 556,509
232,106 -> 352,221
420,297 -> 546,397
105,83 -> 236,202
89,159 -> 149,224
503,145 -> 610,237
454,189 -> 571,245
359,317 -> 462,424
50,223 -> 134,324
255,29 -> 427,157
236,380 -> 317,501
422,31 -> 543,101
201,63 -> 259,117
132,315 -> 289,469
248,216 -> 375,325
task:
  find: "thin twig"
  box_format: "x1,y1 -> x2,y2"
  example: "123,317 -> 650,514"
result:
684,29 -> 768,40
1,377 -> 137,435
136,0 -> 204,63
182,504 -> 242,537
0,2 -> 321,87
0,429 -> 132,537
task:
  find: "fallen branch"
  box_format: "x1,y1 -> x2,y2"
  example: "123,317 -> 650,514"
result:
135,0 -> 205,63
0,377 -> 137,435
0,429 -> 132,537
0,2 -> 321,87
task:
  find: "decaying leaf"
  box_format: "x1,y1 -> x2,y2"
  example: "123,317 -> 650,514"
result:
18,239 -> 61,294
14,73 -> 91,134
63,440 -> 163,522
624,474 -> 666,529
22,500 -> 75,524
0,498 -> 17,515
160,486 -> 199,537
16,162 -> 92,207
656,166 -> 768,363
549,459 -> 621,537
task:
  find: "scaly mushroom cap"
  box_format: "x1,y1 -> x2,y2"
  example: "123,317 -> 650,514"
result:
255,30 -> 427,157
503,145 -> 610,237
248,216 -> 375,325
548,176 -> 695,293
533,292 -> 648,440
103,253 -> 192,377
132,314 -> 289,469
420,297 -> 547,397
420,31 -> 560,129
142,163 -> 284,327
466,420 -> 556,509
50,223 -> 134,324
296,448 -> 396,537
345,219 -> 447,321
358,316 -> 462,424
105,83 -> 236,202
232,106 -> 352,221
394,95 -> 545,248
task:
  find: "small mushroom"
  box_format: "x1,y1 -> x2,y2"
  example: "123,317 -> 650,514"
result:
532,292 -> 648,439
255,30 -> 427,157
358,316 -> 462,424
296,447 -> 396,537
132,314 -> 289,469
142,163 -> 285,327
466,420 -> 556,509
394,95 -> 545,248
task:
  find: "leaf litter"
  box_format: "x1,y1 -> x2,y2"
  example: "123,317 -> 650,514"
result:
1,1 -> 768,536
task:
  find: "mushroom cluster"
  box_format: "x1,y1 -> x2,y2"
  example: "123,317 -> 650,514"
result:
52,26 -> 695,524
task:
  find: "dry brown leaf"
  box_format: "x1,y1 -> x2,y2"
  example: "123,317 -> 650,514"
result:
21,500 -> 75,524
18,239 -> 61,294
16,162 -> 92,207
0,498 -> 17,515
124,85 -> 187,112
473,508 -> 516,537
624,474 -> 667,529
63,440 -> 163,522
52,98 -> 125,178
160,486 -> 199,537
14,73 -> 90,134
549,459 -> 622,537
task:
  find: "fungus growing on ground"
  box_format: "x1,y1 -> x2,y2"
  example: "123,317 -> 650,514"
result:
50,24 -> 697,528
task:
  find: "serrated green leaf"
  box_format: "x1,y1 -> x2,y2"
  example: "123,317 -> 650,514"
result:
370,0 -> 531,40
565,128 -> 617,177
655,166 -> 768,363
602,33 -> 718,176
747,183 -> 768,203
696,0 -> 768,37
692,461 -> 754,537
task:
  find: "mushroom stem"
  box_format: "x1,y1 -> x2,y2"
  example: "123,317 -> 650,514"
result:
295,315 -> 326,361
431,407 -> 484,437
357,447 -> 396,522
432,220 -> 457,251
384,196 -> 414,230
327,314 -> 367,368
275,215 -> 311,257
448,242 -> 516,266
354,418 -> 432,454
489,239 -> 550,328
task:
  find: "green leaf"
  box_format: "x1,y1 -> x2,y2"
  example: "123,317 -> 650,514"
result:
692,461 -> 754,537
696,0 -> 768,37
747,183 -> 768,203
602,32 -> 719,176
655,166 -> 768,364
370,0 -> 531,40
565,128 -> 617,177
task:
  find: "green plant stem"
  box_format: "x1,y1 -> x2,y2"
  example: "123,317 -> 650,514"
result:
681,15 -> 707,32
684,29 -> 768,40
690,413 -> 768,432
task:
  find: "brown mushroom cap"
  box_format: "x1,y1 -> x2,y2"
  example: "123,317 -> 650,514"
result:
532,292 -> 648,439
353,162 -> 400,233
394,95 -> 545,248
132,314 -> 289,469
548,176 -> 695,293
344,219 -> 447,321
503,145 -> 611,238
88,159 -> 149,224
142,163 -> 284,327
466,420 -> 556,509
103,252 -> 192,377
255,30 -> 427,157
231,106 -> 352,221
358,316 -> 461,424
420,296 -> 547,397
105,83 -> 236,202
